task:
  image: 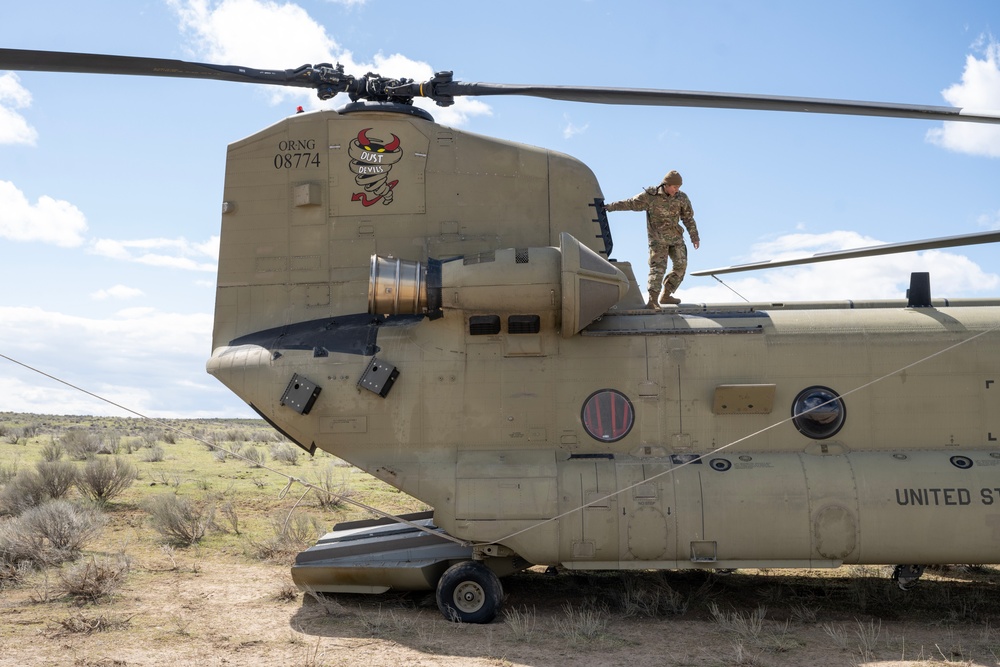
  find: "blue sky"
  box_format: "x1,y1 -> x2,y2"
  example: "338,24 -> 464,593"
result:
1,0 -> 998,418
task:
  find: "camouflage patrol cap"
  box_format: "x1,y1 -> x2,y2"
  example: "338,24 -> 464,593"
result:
662,170 -> 683,186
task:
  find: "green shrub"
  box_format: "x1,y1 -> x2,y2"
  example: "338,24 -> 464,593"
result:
140,444 -> 165,463
39,439 -> 63,462
75,457 -> 137,504
0,460 -> 79,516
242,446 -> 266,468
270,443 -> 299,465
34,461 -> 78,500
145,494 -> 215,546
61,429 -> 103,460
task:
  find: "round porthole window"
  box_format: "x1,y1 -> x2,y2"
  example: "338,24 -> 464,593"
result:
581,389 -> 634,442
791,386 -> 846,440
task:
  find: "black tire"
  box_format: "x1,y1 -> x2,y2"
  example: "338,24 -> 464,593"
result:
435,560 -> 503,623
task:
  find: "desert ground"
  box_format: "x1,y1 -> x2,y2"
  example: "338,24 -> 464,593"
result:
2,413 -> 999,667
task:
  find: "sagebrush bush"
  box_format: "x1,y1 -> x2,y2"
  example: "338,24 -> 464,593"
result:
39,439 -> 64,462
0,458 -> 78,516
310,463 -> 352,509
140,444 -> 165,463
61,429 -> 103,460
0,460 -> 17,485
27,500 -> 105,554
122,437 -> 142,454
0,559 -> 32,589
59,555 -> 130,602
219,501 -> 240,535
246,511 -> 321,561
270,443 -> 299,465
0,470 -> 49,516
76,456 -> 137,504
224,428 -> 249,443
97,434 -> 122,455
34,461 -> 79,500
243,446 -> 266,468
0,499 -> 105,566
145,494 -> 215,546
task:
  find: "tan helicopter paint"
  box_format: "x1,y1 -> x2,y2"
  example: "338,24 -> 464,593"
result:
208,108 -> 1000,577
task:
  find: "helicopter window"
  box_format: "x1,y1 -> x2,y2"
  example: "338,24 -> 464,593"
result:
581,389 -> 634,442
469,315 -> 501,336
791,386 -> 846,440
508,315 -> 540,334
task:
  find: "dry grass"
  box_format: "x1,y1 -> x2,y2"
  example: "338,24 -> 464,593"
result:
555,603 -> 611,644
47,611 -> 134,636
502,605 -> 537,642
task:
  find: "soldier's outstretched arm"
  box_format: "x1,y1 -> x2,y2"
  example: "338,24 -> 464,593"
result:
605,191 -> 649,213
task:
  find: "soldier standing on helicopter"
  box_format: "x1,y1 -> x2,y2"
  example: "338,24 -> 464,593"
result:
604,170 -> 700,310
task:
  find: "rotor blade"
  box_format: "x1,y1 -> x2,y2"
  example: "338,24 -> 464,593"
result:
429,82 -> 1000,125
6,48 -> 1000,124
692,230 -> 1000,277
0,48 -> 317,89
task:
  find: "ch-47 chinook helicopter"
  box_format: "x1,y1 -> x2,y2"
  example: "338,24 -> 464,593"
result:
4,48 -> 1000,624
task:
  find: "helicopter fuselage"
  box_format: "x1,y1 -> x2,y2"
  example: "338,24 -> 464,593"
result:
207,107 -> 1000,573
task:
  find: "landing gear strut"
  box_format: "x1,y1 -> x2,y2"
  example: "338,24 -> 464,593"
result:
892,564 -> 925,590
435,560 -> 504,623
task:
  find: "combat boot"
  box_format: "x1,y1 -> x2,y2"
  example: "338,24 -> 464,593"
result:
659,291 -> 681,305
646,292 -> 662,310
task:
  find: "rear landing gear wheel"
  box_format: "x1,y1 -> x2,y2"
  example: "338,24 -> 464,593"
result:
892,564 -> 925,590
435,560 -> 503,623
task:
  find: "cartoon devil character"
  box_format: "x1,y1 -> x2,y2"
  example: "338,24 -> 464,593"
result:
347,128 -> 403,206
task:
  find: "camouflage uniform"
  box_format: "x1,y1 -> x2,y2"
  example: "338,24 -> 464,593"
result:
605,185 -> 699,298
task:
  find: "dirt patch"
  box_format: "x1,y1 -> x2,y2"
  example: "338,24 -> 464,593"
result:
3,557 -> 1000,667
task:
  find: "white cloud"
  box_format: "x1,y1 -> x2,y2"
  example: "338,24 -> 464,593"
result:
0,180 -> 88,246
0,305 -> 247,418
978,208 -> 1000,230
0,72 -> 38,146
89,235 -> 219,271
167,0 -> 491,126
91,285 -> 145,300
683,230 -> 1000,303
170,0 -> 337,69
927,36 -> 1000,157
562,114 -> 589,139
741,230 -> 888,263
1,305 -> 210,357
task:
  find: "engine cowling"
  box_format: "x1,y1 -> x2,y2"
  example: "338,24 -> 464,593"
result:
369,232 -> 628,337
